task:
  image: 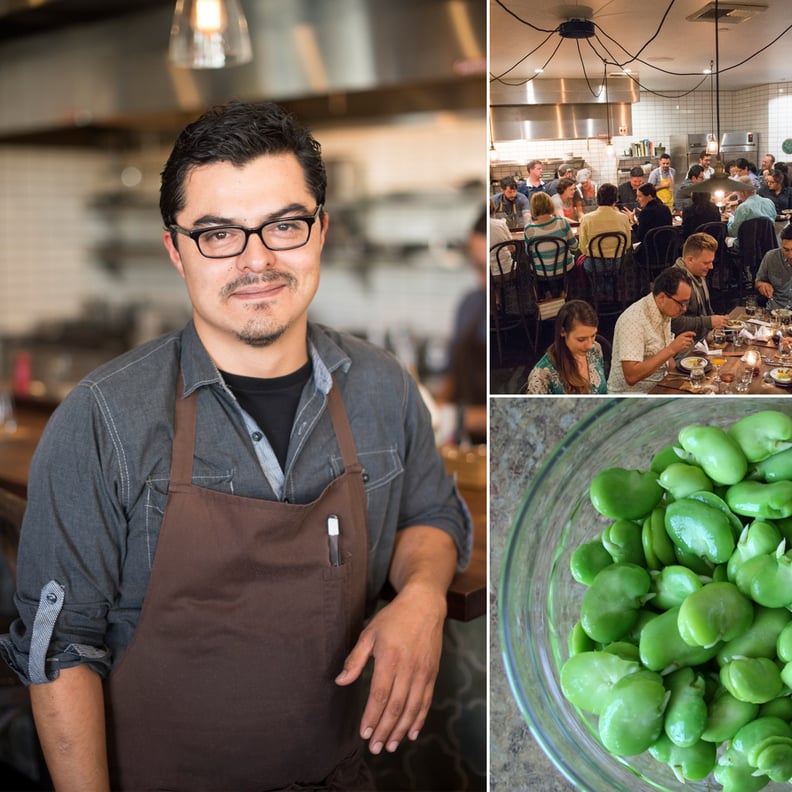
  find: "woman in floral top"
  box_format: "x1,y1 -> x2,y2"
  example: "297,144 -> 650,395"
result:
526,299 -> 607,394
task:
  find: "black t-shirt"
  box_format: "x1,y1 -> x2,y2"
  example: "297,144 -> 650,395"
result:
221,361 -> 313,471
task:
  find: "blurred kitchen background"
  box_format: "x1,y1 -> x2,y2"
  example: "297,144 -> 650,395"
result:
0,0 -> 486,404
0,2 -> 486,790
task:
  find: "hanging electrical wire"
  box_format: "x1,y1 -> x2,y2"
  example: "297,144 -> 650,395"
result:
491,0 -> 792,96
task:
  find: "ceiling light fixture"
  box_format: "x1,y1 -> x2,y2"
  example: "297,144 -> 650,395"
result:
169,0 -> 253,69
681,0 -> 748,196
604,71 -> 614,157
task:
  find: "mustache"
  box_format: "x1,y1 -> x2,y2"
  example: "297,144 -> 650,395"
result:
220,271 -> 297,299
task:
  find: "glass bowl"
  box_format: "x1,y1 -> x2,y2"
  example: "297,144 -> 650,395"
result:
499,397 -> 792,792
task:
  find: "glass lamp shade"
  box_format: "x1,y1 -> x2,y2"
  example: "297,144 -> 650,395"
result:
169,0 -> 253,69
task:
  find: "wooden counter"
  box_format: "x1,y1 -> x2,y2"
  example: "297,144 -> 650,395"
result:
0,406 -> 487,622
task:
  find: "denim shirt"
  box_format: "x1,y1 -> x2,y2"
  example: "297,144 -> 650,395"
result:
1,321 -> 472,684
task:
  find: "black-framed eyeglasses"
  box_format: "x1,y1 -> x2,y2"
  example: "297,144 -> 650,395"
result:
169,205 -> 323,258
666,293 -> 689,310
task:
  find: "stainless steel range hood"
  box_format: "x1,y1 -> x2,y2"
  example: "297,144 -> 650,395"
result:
0,0 -> 485,144
490,78 -> 637,141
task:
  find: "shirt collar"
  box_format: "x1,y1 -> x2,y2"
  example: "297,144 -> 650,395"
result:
177,320 -> 352,398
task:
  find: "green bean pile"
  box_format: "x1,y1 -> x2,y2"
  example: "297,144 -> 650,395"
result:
561,410 -> 792,791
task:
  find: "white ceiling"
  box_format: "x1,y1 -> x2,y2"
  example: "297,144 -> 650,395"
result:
490,0 -> 792,94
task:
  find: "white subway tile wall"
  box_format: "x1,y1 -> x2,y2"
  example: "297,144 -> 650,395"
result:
491,83 -> 792,187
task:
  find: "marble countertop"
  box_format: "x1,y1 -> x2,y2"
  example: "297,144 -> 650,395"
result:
489,397 -> 605,792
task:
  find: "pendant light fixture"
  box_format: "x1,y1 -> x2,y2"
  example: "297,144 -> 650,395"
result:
169,0 -> 253,69
706,60 -> 719,155
679,0 -> 748,198
604,71 -> 614,157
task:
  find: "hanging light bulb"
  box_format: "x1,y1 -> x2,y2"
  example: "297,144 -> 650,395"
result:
606,140 -> 615,157
706,134 -> 719,155
169,0 -> 253,69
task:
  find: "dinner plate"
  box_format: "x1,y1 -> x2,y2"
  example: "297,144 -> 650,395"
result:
769,367 -> 792,386
678,356 -> 712,373
724,320 -> 745,332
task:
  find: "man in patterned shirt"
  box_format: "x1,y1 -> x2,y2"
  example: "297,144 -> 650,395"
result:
608,267 -> 697,393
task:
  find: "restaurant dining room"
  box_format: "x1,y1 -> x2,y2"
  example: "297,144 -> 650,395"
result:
490,2 -> 792,792
488,0 -> 792,399
0,1 -> 487,790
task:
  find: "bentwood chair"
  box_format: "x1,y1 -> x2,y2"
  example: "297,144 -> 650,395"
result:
524,235 -> 574,344
637,225 -> 680,290
585,231 -> 629,316
695,220 -> 731,309
730,216 -> 778,300
490,239 -> 534,361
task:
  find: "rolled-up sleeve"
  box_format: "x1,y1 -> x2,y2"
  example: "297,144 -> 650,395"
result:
0,387 -> 123,685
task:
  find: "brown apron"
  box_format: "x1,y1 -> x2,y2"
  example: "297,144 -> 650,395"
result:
105,377 -> 371,791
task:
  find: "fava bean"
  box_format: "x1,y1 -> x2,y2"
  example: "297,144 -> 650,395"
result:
659,462 -> 713,500
589,467 -> 663,520
601,520 -> 645,565
725,480 -> 792,520
560,650 -> 641,715
663,667 -> 708,747
720,656 -> 784,704
735,547 -> 792,609
677,581 -> 754,648
728,410 -> 792,462
579,563 -> 651,643
716,605 -> 791,667
650,565 -> 703,611
569,540 -> 612,586
753,447 -> 792,482
648,733 -> 716,782
598,670 -> 668,756
641,507 -> 676,570
677,425 -> 748,485
665,499 -> 736,566
638,606 -> 721,673
701,687 -> 759,743
727,521 -> 782,585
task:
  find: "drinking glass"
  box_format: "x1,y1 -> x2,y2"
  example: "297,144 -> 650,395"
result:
711,328 -> 726,349
745,295 -> 758,317
688,366 -> 706,392
736,367 -> 753,393
0,390 -> 15,433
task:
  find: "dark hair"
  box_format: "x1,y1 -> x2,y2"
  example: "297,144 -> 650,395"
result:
691,190 -> 713,207
556,177 -> 577,195
548,300 -> 599,394
769,168 -> 789,188
160,101 -> 327,229
629,166 -> 644,178
698,150 -> 711,159
735,157 -> 750,171
781,224 -> 792,242
652,266 -> 690,297
687,165 -> 704,180
659,153 -> 671,161
500,176 -> 518,190
596,182 -> 619,206
638,183 -> 657,199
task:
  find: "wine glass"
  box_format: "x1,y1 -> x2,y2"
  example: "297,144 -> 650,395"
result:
711,355 -> 726,388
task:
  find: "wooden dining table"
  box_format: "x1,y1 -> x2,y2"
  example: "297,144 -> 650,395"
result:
650,305 -> 792,395
0,399 -> 487,622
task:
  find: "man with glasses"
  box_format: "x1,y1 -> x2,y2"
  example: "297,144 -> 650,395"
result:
608,267 -> 696,393
1,101 -> 471,791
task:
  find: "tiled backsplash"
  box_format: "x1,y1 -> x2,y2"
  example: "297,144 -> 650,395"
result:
491,82 -> 792,189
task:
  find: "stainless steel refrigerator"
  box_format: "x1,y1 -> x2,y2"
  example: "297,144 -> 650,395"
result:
676,131 -> 759,174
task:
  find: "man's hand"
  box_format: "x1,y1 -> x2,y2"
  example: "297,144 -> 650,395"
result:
757,281 -> 774,299
670,330 -> 697,355
335,525 -> 457,755
335,582 -> 447,754
710,314 -> 731,330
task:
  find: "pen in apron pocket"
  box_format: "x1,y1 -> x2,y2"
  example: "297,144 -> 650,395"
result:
327,514 -> 340,566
